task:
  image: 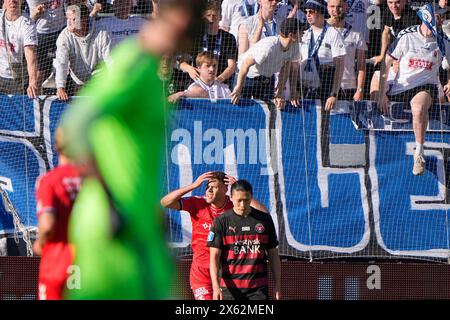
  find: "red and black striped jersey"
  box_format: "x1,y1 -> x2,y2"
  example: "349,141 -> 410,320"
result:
207,208 -> 278,289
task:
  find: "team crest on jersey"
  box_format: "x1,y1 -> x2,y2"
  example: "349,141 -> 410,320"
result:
396,26 -> 418,39
255,223 -> 265,234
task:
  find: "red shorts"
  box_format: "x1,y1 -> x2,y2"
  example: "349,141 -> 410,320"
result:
38,280 -> 65,300
190,263 -> 213,300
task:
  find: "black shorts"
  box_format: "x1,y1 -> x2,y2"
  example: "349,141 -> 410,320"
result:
387,84 -> 439,104
221,286 -> 269,300
37,30 -> 62,72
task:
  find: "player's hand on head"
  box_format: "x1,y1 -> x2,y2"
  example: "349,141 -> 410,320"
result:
224,175 -> 236,186
192,172 -> 214,189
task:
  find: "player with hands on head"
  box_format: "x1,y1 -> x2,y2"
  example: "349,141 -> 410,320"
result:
160,171 -> 268,300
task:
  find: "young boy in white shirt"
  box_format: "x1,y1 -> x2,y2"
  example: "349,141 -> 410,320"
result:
169,51 -> 231,102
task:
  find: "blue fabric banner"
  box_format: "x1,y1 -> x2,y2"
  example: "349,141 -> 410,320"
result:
0,96 -> 449,260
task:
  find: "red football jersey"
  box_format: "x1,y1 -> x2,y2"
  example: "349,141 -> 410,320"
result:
181,196 -> 233,267
36,164 -> 82,286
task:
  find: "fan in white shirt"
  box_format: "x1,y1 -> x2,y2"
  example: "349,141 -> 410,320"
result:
237,0 -> 283,56
345,0 -> 369,43
300,0 -> 346,110
327,0 -> 367,101
219,0 -> 258,40
0,0 -> 38,98
55,3 -> 111,101
378,4 -> 450,176
168,52 -> 231,102
232,17 -> 306,108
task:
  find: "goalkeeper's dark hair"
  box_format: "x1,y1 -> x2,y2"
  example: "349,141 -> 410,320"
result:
159,0 -> 207,52
231,180 -> 253,196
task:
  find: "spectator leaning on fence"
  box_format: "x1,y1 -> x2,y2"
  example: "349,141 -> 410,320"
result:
300,0 -> 346,110
378,4 -> 450,176
232,17 -> 306,107
96,0 -> 145,49
0,0 -> 38,98
327,0 -> 367,101
27,0 -> 67,94
168,51 -> 231,102
54,3 -> 111,101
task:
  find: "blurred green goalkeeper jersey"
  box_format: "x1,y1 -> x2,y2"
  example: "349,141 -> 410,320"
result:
62,38 -> 175,299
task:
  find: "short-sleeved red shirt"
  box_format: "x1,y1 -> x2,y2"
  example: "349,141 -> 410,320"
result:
180,196 -> 233,267
36,164 -> 81,285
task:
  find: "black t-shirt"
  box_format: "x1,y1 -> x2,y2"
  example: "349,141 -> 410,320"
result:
382,6 -> 421,37
190,29 -> 238,84
207,207 -> 278,291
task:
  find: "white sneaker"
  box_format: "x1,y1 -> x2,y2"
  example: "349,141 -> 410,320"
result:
413,153 -> 426,176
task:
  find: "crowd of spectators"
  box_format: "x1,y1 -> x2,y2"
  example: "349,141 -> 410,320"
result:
1,0 -> 450,110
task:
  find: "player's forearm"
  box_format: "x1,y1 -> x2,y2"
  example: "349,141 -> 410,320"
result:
160,184 -> 196,208
210,249 -> 222,290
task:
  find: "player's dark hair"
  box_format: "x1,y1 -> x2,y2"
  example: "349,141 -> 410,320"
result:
231,180 -> 253,196
210,171 -> 226,184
